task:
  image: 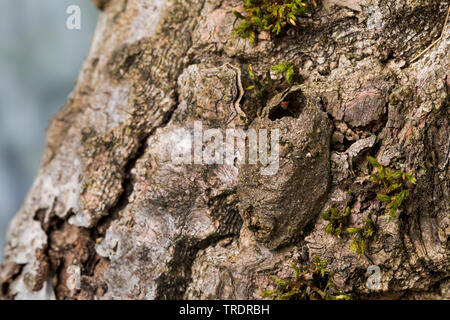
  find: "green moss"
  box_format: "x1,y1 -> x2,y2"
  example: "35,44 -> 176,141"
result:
389,86 -> 414,109
233,0 -> 314,44
322,206 -> 350,238
261,257 -> 350,300
320,157 -> 416,259
389,93 -> 399,106
246,64 -> 264,96
347,217 -> 377,259
368,156 -> 416,218
271,61 -> 296,83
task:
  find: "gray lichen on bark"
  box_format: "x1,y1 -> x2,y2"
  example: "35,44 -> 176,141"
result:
1,0 -> 449,299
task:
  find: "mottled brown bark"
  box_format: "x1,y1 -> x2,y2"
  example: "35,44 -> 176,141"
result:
1,0 -> 449,300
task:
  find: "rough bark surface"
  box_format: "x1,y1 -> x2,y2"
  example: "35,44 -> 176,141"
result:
1,0 -> 449,299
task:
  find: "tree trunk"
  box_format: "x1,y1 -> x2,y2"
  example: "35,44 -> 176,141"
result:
1,0 -> 449,300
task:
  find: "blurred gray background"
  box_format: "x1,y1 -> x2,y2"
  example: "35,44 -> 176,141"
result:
0,0 -> 98,261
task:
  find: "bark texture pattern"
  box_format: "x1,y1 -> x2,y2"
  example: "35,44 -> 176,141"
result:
1,0 -> 449,299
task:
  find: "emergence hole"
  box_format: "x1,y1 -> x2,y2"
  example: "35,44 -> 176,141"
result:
268,90 -> 304,121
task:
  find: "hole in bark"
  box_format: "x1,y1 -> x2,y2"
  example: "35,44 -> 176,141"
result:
268,90 -> 304,121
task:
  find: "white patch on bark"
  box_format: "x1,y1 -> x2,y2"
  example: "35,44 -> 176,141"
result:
366,5 -> 383,30
10,265 -> 55,300
66,265 -> 81,291
6,219 -> 46,265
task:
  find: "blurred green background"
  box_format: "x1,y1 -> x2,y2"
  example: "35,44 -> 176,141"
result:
0,0 -> 98,261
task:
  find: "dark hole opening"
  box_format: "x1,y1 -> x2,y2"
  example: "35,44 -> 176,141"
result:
268,91 -> 304,121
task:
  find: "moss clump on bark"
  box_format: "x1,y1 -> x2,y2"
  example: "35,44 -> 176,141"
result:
347,217 -> 377,259
233,0 -> 314,43
261,256 -> 349,300
322,206 -> 350,238
368,156 -> 417,218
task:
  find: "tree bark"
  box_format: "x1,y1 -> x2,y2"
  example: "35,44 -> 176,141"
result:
1,0 -> 449,299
